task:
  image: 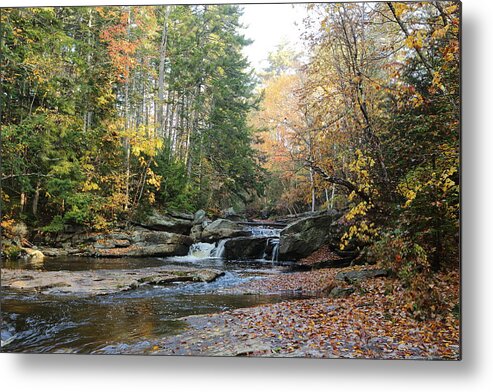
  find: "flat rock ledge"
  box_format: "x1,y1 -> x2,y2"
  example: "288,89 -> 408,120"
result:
1,267 -> 224,296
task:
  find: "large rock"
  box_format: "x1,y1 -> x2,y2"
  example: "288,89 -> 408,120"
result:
199,219 -> 250,243
39,228 -> 193,258
18,247 -> 45,263
223,237 -> 273,260
134,210 -> 193,234
328,286 -> 355,298
221,207 -> 244,222
193,209 -> 208,224
168,211 -> 194,221
278,210 -> 343,261
1,267 -> 224,296
190,223 -> 206,242
89,230 -> 192,257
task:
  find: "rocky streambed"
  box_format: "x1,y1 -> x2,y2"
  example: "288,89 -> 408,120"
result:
1,209 -> 357,354
1,251 -> 305,353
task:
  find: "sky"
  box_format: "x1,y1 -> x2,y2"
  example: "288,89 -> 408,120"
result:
239,3 -> 308,72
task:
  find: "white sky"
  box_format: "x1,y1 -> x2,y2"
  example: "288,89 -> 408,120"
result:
239,3 -> 308,72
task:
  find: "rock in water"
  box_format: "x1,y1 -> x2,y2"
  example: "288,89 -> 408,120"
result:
20,247 -> 45,262
278,211 -> 343,260
1,267 -> 225,296
222,236 -> 272,260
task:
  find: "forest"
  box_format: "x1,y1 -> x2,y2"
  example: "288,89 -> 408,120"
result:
1,2 -> 460,358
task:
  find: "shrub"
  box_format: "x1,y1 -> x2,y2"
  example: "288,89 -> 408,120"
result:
368,230 -> 446,320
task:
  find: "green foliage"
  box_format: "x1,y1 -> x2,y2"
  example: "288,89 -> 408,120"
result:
153,151 -> 198,212
41,216 -> 65,233
368,230 -> 447,320
1,5 -> 263,231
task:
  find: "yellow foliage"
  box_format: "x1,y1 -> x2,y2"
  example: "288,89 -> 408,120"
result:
432,25 -> 450,40
393,3 -> 408,18
82,181 -> 100,192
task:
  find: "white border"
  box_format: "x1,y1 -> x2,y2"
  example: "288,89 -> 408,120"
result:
2,0 -> 492,391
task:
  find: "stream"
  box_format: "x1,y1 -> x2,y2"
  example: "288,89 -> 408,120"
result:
1,227 -> 304,354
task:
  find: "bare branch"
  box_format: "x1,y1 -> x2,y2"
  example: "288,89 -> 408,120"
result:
304,159 -> 370,203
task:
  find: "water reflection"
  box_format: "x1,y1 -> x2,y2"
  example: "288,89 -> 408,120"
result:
1,256 -> 302,354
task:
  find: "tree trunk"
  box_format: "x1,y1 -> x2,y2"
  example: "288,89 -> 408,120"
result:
309,166 -> 316,212
157,7 -> 171,136
32,180 -> 41,217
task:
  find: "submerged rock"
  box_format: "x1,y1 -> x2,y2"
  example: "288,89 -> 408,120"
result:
1,267 -> 224,296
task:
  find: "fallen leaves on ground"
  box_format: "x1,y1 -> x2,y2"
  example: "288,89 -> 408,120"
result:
224,267 -> 340,295
297,244 -> 343,267
123,267 -> 459,360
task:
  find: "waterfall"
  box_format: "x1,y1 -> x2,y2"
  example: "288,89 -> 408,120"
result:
270,238 -> 280,262
247,226 -> 281,237
244,225 -> 282,262
212,239 -> 227,258
184,224 -> 282,262
186,241 -> 228,259
187,242 -> 216,258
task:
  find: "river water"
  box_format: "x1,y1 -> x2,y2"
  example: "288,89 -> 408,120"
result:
1,236 -> 302,354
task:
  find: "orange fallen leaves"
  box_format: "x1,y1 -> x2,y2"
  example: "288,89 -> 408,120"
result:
132,266 -> 460,359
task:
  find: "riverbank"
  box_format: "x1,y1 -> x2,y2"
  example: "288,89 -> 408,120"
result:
114,268 -> 460,359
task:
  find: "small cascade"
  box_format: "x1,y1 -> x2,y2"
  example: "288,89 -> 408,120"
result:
247,226 -> 281,237
212,239 -> 228,258
187,242 -> 216,259
270,238 -> 280,263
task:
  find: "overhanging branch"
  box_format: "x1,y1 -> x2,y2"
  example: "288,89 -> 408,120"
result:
304,159 -> 370,203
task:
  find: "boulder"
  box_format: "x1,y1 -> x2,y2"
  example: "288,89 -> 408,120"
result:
129,230 -> 191,245
41,248 -> 74,257
168,211 -> 194,221
193,209 -> 208,224
134,210 -> 193,234
328,286 -> 355,298
93,238 -> 131,249
90,230 -> 193,257
90,244 -> 189,258
200,219 -> 250,243
221,207 -> 243,222
40,228 -> 193,258
20,247 -> 45,262
278,210 -> 343,260
223,236 -> 272,260
190,224 -> 205,242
